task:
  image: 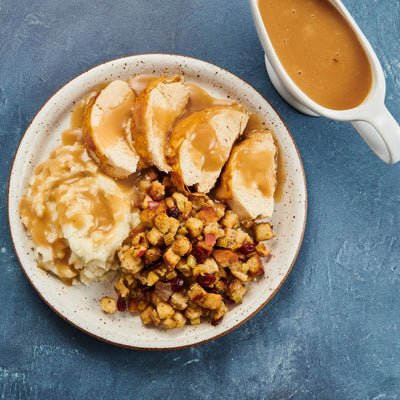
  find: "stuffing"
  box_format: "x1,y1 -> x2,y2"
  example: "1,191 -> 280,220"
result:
107,169 -> 273,329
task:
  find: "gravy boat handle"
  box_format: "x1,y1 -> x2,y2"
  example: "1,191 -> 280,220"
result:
351,105 -> 400,164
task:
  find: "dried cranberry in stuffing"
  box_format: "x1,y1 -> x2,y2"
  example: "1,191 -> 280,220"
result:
239,243 -> 256,255
117,296 -> 126,311
191,246 -> 207,264
197,273 -> 216,287
167,206 -> 180,219
171,276 -> 185,292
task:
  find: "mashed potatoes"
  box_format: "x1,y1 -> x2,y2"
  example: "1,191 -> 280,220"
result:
20,142 -> 139,285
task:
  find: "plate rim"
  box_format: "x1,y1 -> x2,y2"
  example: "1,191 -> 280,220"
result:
7,53 -> 307,350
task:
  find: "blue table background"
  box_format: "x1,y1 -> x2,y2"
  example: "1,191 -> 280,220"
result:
1,1 -> 399,399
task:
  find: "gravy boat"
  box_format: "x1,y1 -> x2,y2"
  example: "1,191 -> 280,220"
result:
249,0 -> 400,164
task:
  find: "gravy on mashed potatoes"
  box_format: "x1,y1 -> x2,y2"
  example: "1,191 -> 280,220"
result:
19,134 -> 139,285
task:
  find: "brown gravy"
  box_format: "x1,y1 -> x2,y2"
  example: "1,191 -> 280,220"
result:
185,84 -> 234,113
258,0 -> 373,110
62,128 -> 83,146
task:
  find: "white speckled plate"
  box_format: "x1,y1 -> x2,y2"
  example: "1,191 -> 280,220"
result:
8,54 -> 307,350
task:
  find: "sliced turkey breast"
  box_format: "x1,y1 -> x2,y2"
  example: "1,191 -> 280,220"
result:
167,105 -> 249,193
82,80 -> 139,179
215,130 -> 277,220
133,75 -> 189,172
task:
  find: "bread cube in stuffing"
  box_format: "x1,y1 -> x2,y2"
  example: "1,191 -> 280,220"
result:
170,291 -> 189,310
140,305 -> 154,325
154,213 -> 171,234
169,217 -> 180,236
211,301 -> 228,321
147,227 -> 164,246
172,192 -> 192,217
203,222 -> 225,239
253,222 -> 274,241
228,263 -> 249,282
196,206 -> 220,224
150,308 -> 162,327
222,228 -> 253,250
175,260 -> 192,277
173,311 -> 187,328
202,293 -> 222,310
147,270 -> 160,286
100,297 -> 117,314
147,180 -> 165,201
185,217 -> 204,238
150,292 -> 163,307
188,282 -> 207,305
255,243 -> 271,258
213,202 -> 227,219
162,317 -> 177,329
114,277 -> 130,298
184,306 -> 203,320
139,208 -> 157,228
188,283 -> 222,310
130,230 -> 148,248
246,254 -> 265,277
157,301 -> 175,319
212,249 -> 240,268
128,299 -> 139,313
226,279 -> 247,303
172,236 -> 191,256
118,246 -> 145,274
198,258 -> 219,274
163,248 -> 181,269
220,210 -> 240,229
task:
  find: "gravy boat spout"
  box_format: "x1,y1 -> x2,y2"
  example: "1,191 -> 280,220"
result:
249,0 -> 400,164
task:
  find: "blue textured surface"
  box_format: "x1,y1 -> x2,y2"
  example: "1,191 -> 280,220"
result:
1,1 -> 399,399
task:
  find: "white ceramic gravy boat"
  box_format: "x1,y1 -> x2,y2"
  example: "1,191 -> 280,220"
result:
249,0 -> 400,164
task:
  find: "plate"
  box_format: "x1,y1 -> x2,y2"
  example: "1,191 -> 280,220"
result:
8,54 -> 307,350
